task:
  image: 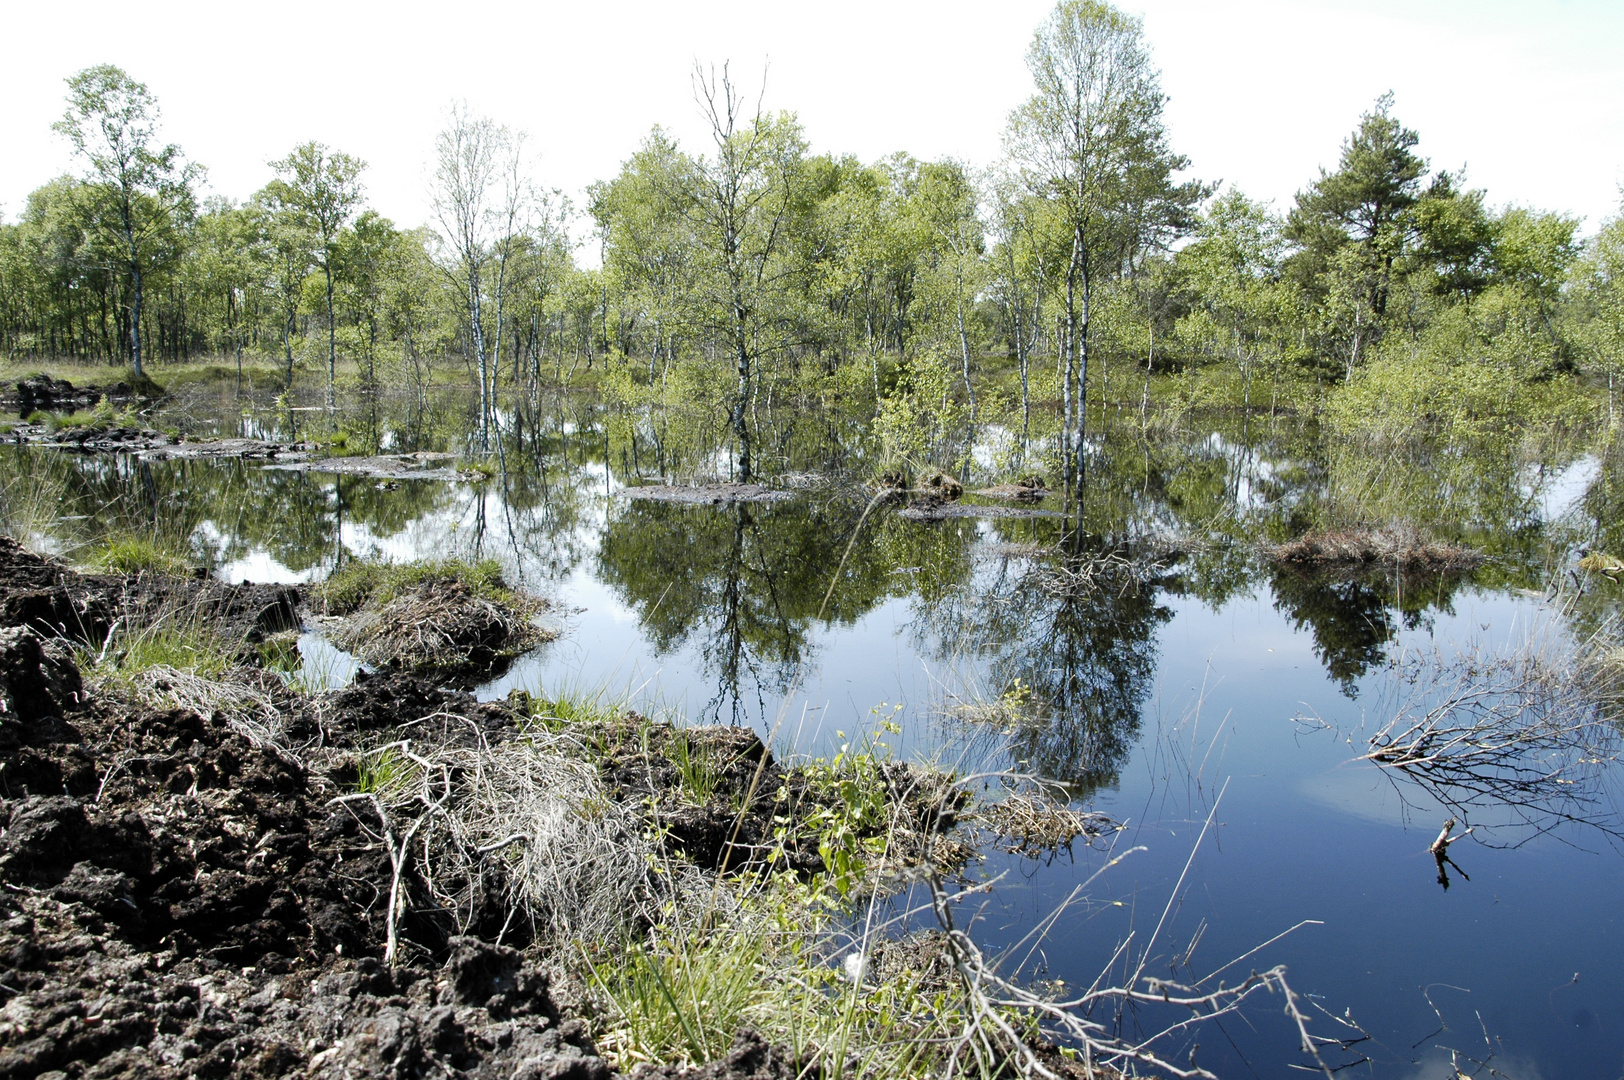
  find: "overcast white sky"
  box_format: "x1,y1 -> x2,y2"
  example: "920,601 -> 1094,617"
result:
3,0 -> 1621,247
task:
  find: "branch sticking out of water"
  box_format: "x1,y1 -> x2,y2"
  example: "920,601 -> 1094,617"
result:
1327,633 -> 1624,844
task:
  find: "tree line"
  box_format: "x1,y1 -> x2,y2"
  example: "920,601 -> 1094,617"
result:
4,1 -> 1622,468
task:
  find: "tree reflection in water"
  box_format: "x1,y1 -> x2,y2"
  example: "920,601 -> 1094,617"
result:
597,494 -> 895,726
1269,564 -> 1470,696
923,531 -> 1171,795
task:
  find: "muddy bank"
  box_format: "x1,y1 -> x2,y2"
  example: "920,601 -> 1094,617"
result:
0,536 -> 298,650
545,708 -> 971,879
0,539 -> 1098,1078
0,643 -> 607,1079
0,649 -> 990,1078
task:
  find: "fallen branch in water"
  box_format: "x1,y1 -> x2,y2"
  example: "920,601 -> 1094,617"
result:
1310,635 -> 1624,843
1429,817 -> 1472,889
925,874 -> 1364,1079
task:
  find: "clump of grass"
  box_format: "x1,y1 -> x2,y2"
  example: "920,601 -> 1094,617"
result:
355,745 -> 422,801
1270,522 -> 1481,571
312,556 -> 513,615
31,399 -> 141,435
587,931 -> 766,1068
521,688 -> 628,729
77,617 -> 291,743
256,632 -> 302,673
86,535 -> 190,576
667,730 -> 722,805
97,624 -> 235,680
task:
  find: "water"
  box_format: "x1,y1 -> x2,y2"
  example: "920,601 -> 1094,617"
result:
8,387 -> 1623,1078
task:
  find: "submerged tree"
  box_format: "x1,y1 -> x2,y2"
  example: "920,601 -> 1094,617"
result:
54,64 -> 201,379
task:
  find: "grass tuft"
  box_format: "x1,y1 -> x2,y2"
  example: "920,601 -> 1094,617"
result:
312,556 -> 514,615
87,535 -> 190,576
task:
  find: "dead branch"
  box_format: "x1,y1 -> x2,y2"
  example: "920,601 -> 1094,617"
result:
924,875 -> 1362,1079
1356,642 -> 1624,841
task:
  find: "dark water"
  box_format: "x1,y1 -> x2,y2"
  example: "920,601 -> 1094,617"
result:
8,386 -> 1624,1078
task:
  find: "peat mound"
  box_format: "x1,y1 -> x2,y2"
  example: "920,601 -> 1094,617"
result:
7,374 -> 150,417
0,540 -> 1016,1079
1268,524 -> 1482,573
898,498 -> 1061,522
324,580 -> 552,687
264,452 -> 461,481
0,621 -> 609,1079
973,475 -> 1049,503
12,424 -> 314,460
0,536 -> 298,649
576,714 -> 968,878
617,484 -> 795,506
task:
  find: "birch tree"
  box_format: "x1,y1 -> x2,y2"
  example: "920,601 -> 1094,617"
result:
266,142 -> 365,410
430,105 -> 505,450
1006,1 -> 1202,499
689,64 -> 806,483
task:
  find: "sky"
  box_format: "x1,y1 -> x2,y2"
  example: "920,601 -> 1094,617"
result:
3,0 -> 1621,247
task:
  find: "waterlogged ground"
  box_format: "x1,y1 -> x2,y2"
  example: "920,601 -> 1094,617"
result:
7,383 -> 1624,1078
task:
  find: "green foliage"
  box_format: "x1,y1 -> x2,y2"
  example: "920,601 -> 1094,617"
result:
874,349 -> 966,467
518,684 -> 630,732
89,623 -> 234,680
588,932 -> 765,1068
667,730 -> 723,806
1327,293 -> 1593,441
790,713 -> 903,900
0,27 -> 1609,461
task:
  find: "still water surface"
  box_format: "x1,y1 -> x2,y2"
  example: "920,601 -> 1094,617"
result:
10,388 -> 1624,1078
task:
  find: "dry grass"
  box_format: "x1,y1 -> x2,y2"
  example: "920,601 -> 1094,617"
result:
1270,523 -> 1481,572
328,578 -> 552,671
974,791 -> 1119,859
